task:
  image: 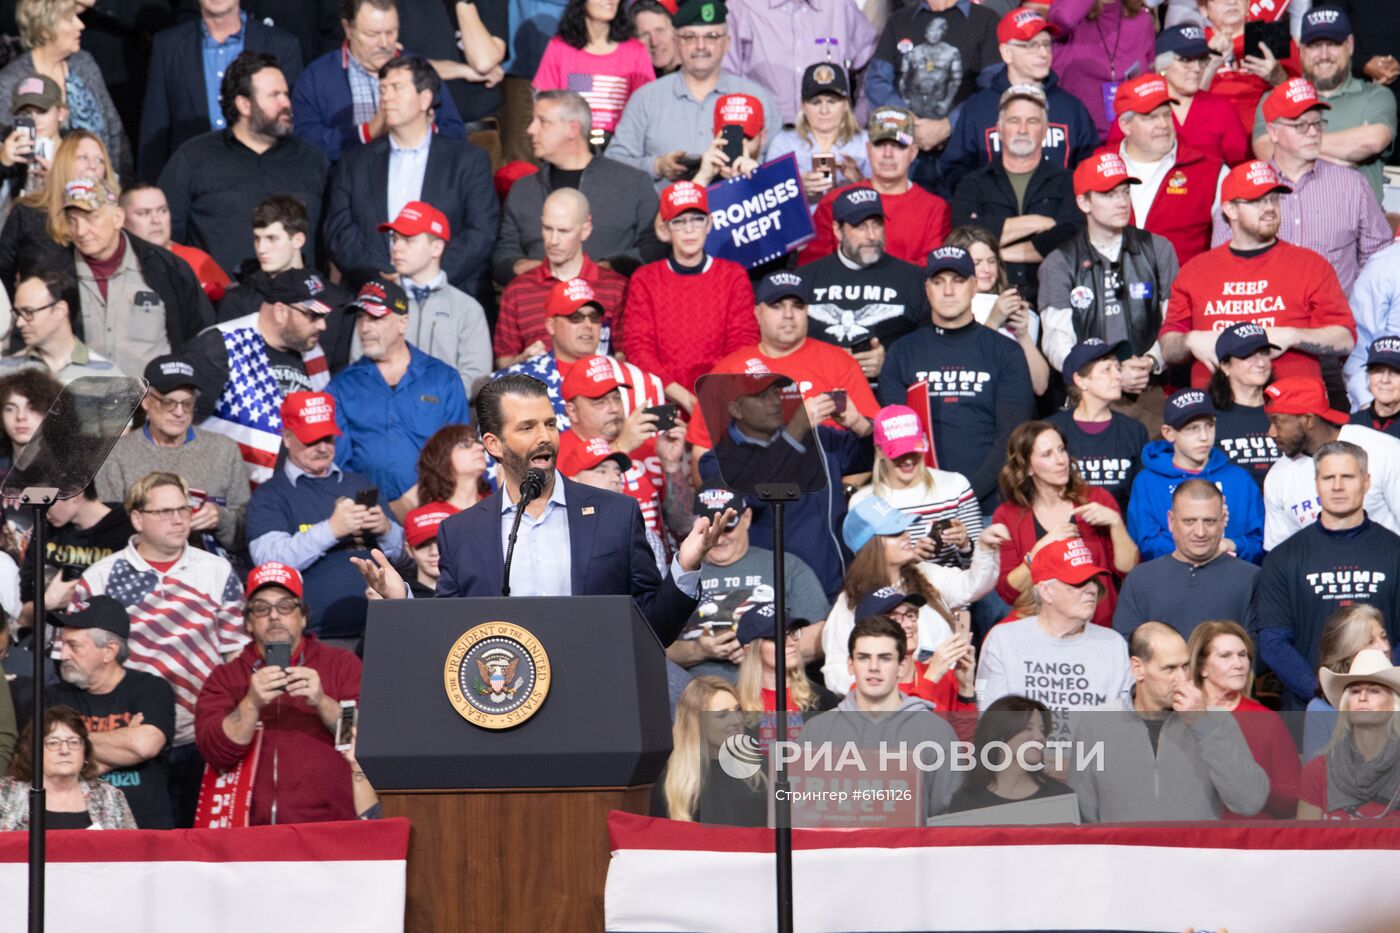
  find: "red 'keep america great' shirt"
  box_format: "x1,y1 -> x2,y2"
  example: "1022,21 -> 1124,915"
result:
1160,240 -> 1355,388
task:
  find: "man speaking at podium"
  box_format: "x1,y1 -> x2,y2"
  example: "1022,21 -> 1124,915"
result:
354,374 -> 735,643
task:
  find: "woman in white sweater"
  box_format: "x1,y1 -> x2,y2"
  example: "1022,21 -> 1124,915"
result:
821,494 -> 1008,694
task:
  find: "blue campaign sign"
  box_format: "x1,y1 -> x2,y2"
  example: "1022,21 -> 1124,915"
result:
704,153 -> 815,269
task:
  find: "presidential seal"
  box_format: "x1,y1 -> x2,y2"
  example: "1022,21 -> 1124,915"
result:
444,622 -> 551,729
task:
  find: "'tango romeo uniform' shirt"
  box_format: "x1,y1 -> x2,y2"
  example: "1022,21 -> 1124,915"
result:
878,320 -> 1035,508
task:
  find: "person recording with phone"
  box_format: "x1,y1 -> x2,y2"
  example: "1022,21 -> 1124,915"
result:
196,562 -> 363,827
353,374 -> 736,646
0,75 -> 65,207
691,94 -> 764,185
247,391 -> 404,652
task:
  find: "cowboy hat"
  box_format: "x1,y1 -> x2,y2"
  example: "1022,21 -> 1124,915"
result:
1321,649 -> 1400,710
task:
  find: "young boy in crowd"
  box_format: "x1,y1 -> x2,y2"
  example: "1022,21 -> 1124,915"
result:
401,502 -> 459,598
378,201 -> 492,400
1127,387 -> 1264,564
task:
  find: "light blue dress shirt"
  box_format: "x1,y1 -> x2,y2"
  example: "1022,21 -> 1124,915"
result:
201,13 -> 246,131
498,472 -> 702,598
387,130 -> 432,230
248,460 -> 405,570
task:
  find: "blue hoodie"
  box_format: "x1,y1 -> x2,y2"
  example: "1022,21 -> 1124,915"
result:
938,65 -> 1099,197
1126,442 -> 1265,565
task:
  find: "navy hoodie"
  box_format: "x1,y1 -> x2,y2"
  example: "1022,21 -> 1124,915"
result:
1126,442 -> 1265,564
939,65 -> 1099,196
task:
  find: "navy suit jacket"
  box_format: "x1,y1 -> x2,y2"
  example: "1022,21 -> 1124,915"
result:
138,17 -> 304,181
434,477 -> 697,645
323,133 -> 497,295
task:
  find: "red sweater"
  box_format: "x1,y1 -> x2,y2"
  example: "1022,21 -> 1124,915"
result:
195,635 -> 361,826
798,182 -> 950,267
991,485 -> 1124,629
494,256 -> 630,359
1161,240 -> 1355,388
621,256 -> 757,393
1224,696 -> 1300,820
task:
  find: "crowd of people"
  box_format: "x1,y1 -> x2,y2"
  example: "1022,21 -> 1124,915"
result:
0,0 -> 1389,834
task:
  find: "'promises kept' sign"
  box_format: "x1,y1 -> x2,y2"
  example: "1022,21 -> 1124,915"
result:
704,153 -> 815,269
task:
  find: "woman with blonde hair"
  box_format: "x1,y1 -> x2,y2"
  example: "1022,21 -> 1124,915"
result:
769,63 -> 868,210
1187,620 -> 1299,818
991,421 -> 1137,629
1303,605 -> 1393,761
0,0 -> 130,178
820,494 -> 1007,694
654,676 -> 764,825
0,128 -> 116,286
1297,649 -> 1400,820
849,405 -> 983,569
737,606 -> 838,721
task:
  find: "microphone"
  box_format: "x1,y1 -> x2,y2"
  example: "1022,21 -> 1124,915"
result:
519,467 -> 546,507
502,467 -> 548,596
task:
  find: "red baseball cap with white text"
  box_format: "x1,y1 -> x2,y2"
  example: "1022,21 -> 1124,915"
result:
997,8 -> 1058,44
1030,538 -> 1108,586
1221,160 -> 1293,202
1262,77 -> 1331,123
377,200 -> 452,241
1113,74 -> 1177,117
561,354 -> 631,401
546,277 -> 604,317
247,562 -> 304,599
712,93 -> 764,138
1073,151 -> 1142,196
660,180 -> 709,222
404,501 -> 460,548
279,391 -> 342,444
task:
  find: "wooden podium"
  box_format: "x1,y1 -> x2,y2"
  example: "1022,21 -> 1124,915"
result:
357,597 -> 672,933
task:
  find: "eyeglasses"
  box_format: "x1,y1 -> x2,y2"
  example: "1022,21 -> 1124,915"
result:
667,214 -> 708,230
1009,39 -> 1053,53
676,30 -> 726,45
139,505 -> 192,521
12,299 -> 59,321
562,310 -> 605,324
154,396 -> 196,413
247,598 -> 301,619
1277,118 -> 1328,135
44,736 -> 82,751
1236,192 -> 1282,207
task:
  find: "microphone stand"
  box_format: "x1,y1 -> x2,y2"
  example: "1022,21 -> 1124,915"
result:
502,469 -> 546,596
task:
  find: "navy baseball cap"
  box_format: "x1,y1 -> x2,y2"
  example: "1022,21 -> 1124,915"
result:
1301,6 -> 1351,44
754,270 -> 809,305
832,186 -> 884,226
924,245 -> 974,279
854,584 -> 928,622
1061,338 -> 1130,383
1215,321 -> 1279,362
1164,387 -> 1217,429
1367,336 -> 1400,370
735,602 -> 811,646
1156,24 -> 1212,58
694,480 -> 747,528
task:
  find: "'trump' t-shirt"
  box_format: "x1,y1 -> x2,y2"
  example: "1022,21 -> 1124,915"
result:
1215,402 -> 1281,492
1047,410 -> 1148,511
878,321 -> 1036,506
51,669 -> 175,829
1161,241 -> 1355,388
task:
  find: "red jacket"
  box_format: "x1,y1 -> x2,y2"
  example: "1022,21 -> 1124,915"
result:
991,485 -> 1124,629
1099,141 -> 1222,267
1106,91 -> 1250,167
195,634 -> 361,826
899,662 -> 977,742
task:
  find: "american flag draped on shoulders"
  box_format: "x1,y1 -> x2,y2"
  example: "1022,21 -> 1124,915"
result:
71,543 -> 248,746
494,352 -> 666,434
201,313 -> 329,484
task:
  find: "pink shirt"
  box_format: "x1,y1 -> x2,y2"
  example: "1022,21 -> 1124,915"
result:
533,38 -> 655,133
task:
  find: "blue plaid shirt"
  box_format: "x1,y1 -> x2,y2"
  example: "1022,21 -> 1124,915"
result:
345,46 -> 379,127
